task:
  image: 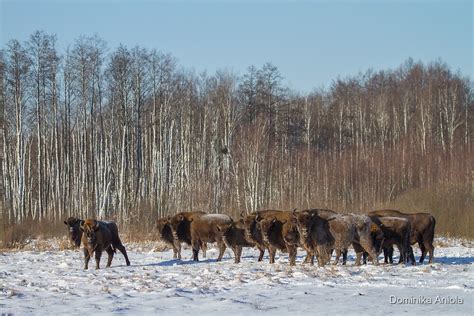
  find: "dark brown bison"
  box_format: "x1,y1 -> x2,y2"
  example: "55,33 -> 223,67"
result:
369,209 -> 436,263
242,210 -> 282,262
257,211 -> 301,265
295,209 -> 337,266
80,218 -> 131,269
189,214 -> 233,261
217,220 -> 258,263
367,215 -> 415,265
64,217 -> 130,266
156,217 -> 181,259
64,217 -> 84,247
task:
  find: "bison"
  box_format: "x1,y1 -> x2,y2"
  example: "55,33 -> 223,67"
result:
242,210 -> 282,262
256,211 -> 301,265
189,214 -> 233,261
295,209 -> 337,266
156,217 -> 181,259
64,217 -> 85,248
80,218 -> 131,269
366,215 -> 416,265
369,209 -> 436,263
64,216 -> 130,268
217,220 -> 258,263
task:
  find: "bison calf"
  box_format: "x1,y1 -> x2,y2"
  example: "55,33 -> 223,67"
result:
217,220 -> 258,263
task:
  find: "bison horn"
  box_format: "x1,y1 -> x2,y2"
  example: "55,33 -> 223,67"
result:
240,211 -> 245,218
93,221 -> 100,231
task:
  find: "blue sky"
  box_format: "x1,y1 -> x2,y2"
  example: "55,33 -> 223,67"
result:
1,0 -> 472,92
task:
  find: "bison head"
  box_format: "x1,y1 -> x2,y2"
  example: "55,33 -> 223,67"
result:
64,217 -> 84,247
243,214 -> 258,241
258,217 -> 277,244
369,221 -> 385,255
80,219 -> 100,255
156,217 -> 171,233
295,211 -> 313,240
169,214 -> 185,241
216,223 -> 233,234
283,216 -> 299,245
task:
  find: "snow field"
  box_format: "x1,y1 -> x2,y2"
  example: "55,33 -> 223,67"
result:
1,237 -> 473,315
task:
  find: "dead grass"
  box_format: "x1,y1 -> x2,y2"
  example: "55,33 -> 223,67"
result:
379,184 -> 474,239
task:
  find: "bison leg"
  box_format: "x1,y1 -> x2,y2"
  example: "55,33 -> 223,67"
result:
116,244 -> 131,266
192,240 -> 200,261
95,247 -> 102,269
386,246 -> 394,264
232,246 -> 242,264
303,250 -> 314,265
408,245 -> 416,265
287,245 -> 297,266
257,246 -> 265,262
217,241 -> 226,261
342,249 -> 348,265
83,248 -> 91,270
106,247 -> 114,268
316,246 -> 330,267
355,252 -> 362,265
268,247 -> 277,264
201,242 -> 207,258
418,241 -> 426,263
333,249 -> 341,265
362,252 -> 368,265
173,240 -> 182,260
426,242 -> 434,264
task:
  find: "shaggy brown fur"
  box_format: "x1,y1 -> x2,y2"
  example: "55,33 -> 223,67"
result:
156,217 -> 181,259
217,220 -> 258,263
190,214 -> 233,261
65,217 -> 130,267
295,210 -> 380,267
242,210 -> 282,262
257,211 -> 301,265
367,215 -> 416,265
80,218 -> 130,269
295,209 -> 337,266
369,209 -> 436,263
168,211 -> 207,257
64,217 -> 85,247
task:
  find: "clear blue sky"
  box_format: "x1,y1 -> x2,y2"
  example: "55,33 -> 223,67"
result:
1,0 -> 472,92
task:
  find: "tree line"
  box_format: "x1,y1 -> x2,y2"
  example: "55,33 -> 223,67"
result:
1,31 -> 472,236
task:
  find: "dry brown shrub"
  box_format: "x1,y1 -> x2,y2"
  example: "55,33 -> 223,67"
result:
378,184 -> 473,239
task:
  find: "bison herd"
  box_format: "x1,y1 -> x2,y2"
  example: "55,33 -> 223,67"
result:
64,209 -> 436,270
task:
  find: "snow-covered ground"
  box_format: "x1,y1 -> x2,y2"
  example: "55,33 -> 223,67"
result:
1,237 -> 473,315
